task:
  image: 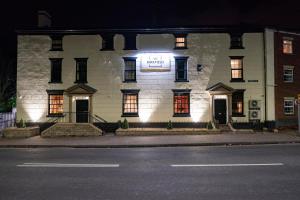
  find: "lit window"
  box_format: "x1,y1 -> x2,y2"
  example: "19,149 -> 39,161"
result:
284,98 -> 294,115
123,57 -> 137,82
283,66 -> 294,82
230,57 -> 243,81
283,39 -> 293,54
232,90 -> 244,116
174,34 -> 187,49
173,90 -> 191,117
121,90 -> 139,117
47,90 -> 64,116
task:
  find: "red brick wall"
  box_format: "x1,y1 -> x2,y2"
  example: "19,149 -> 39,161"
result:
274,32 -> 300,126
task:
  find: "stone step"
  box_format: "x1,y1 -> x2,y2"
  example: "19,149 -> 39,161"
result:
41,123 -> 102,137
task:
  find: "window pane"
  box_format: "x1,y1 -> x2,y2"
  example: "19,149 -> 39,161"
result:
283,40 -> 293,54
284,99 -> 294,115
174,94 -> 189,114
232,69 -> 242,79
123,94 -> 138,114
231,59 -> 242,69
49,95 -> 63,114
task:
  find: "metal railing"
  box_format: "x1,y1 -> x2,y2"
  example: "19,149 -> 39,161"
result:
0,110 -> 16,132
46,112 -> 107,123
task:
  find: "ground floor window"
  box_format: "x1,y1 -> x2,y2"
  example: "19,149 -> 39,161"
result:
284,97 -> 295,115
173,89 -> 191,117
46,90 -> 64,116
121,89 -> 139,117
232,90 -> 245,116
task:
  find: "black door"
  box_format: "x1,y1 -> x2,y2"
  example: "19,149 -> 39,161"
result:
214,99 -> 227,124
76,100 -> 89,123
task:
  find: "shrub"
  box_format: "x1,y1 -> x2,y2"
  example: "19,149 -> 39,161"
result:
122,118 -> 129,129
207,121 -> 213,129
19,118 -> 26,128
117,120 -> 122,128
167,120 -> 173,129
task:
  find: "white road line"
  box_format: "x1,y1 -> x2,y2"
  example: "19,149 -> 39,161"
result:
171,163 -> 284,167
17,163 -> 119,168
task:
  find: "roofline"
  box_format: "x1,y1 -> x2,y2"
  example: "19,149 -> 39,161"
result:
16,26 -> 264,35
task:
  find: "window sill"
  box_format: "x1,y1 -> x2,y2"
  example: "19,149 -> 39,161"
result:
122,114 -> 139,117
175,80 -> 189,83
173,113 -> 191,117
47,114 -> 64,118
123,80 -> 137,83
49,81 -> 63,84
74,81 -> 88,84
230,79 -> 245,83
232,114 -> 246,117
123,48 -> 138,51
229,46 -> 245,49
284,113 -> 295,116
100,48 -> 115,51
174,47 -> 188,50
283,81 -> 294,83
49,49 -> 63,51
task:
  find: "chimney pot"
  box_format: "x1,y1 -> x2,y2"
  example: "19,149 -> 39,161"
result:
38,10 -> 51,28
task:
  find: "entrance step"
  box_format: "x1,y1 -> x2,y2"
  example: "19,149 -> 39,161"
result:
41,123 -> 102,137
219,124 -> 231,132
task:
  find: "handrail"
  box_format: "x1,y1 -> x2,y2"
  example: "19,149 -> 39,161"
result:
94,114 -> 108,123
46,112 -> 108,123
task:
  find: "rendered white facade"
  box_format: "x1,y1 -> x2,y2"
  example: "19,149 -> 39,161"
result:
17,31 -> 266,124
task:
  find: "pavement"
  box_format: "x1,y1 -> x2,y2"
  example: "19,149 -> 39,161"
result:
0,131 -> 300,148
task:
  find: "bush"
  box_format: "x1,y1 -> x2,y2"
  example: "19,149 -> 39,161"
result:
207,121 -> 213,129
117,120 -> 122,128
122,118 -> 129,129
167,120 -> 173,129
19,118 -> 26,128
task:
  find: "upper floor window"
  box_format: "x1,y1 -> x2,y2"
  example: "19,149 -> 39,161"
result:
173,89 -> 191,117
283,66 -> 294,83
46,90 -> 64,116
121,89 -> 139,117
283,38 -> 293,54
230,56 -> 244,82
75,58 -> 88,83
100,34 -> 114,51
232,90 -> 245,117
123,57 -> 137,82
175,56 -> 188,82
124,34 -> 137,50
284,97 -> 294,115
230,33 -> 244,49
174,34 -> 187,49
50,36 -> 63,51
49,58 -> 62,83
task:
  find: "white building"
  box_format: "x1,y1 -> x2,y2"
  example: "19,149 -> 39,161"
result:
16,26 -> 268,129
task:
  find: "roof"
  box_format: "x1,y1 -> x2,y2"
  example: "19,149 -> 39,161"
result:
65,84 -> 97,95
16,25 -> 264,35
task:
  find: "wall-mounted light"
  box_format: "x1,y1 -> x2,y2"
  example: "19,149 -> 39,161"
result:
197,64 -> 203,72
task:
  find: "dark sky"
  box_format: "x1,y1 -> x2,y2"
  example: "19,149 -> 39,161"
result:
1,0 -> 300,57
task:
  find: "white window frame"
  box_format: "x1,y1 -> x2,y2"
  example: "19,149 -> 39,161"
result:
284,97 -> 295,115
283,65 -> 294,83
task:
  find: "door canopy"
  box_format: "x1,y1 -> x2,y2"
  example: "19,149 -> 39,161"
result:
65,84 -> 97,95
206,82 -> 235,95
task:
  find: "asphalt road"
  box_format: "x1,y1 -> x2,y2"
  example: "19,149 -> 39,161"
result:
1,145 -> 300,200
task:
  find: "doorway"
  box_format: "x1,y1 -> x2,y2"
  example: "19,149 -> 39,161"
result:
76,100 -> 89,123
214,99 -> 227,124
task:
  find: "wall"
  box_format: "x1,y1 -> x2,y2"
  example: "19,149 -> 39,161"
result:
17,32 -> 265,123
274,31 -> 300,127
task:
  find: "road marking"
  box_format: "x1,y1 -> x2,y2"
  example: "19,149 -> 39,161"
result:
171,163 -> 284,167
17,163 -> 119,168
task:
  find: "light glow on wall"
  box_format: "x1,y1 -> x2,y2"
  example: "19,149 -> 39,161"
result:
24,107 -> 45,122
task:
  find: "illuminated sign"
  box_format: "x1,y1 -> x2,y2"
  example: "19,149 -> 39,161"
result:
138,53 -> 172,72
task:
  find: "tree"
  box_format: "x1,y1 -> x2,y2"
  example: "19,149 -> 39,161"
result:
0,52 -> 16,112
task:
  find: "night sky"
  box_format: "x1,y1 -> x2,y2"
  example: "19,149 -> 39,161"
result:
1,0 -> 300,58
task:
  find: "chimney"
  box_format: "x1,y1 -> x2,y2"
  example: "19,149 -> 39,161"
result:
38,10 -> 51,28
